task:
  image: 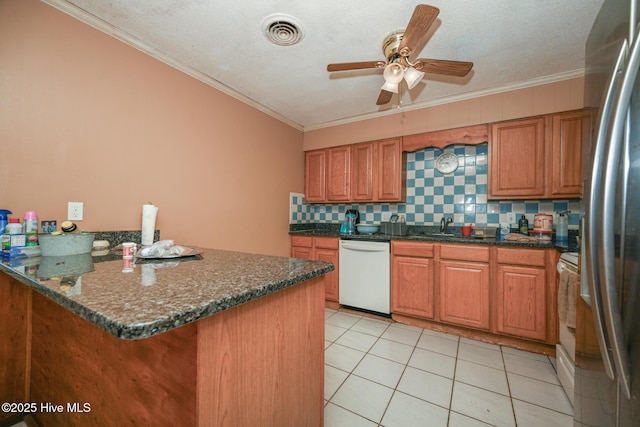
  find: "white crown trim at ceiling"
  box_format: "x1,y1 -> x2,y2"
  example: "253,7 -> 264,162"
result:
303,68 -> 586,132
41,0 -> 586,133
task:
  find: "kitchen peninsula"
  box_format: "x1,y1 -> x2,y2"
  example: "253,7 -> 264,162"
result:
0,248 -> 333,427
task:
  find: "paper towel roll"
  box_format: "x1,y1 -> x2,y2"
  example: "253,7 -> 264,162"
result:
141,203 -> 158,246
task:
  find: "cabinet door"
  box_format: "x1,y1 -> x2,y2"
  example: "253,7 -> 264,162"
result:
496,265 -> 547,341
304,150 -> 326,203
489,117 -> 545,199
392,256 -> 434,319
439,260 -> 490,330
315,248 -> 339,302
314,237 -> 340,302
377,138 -> 404,201
550,110 -> 585,198
326,146 -> 351,201
351,142 -> 376,201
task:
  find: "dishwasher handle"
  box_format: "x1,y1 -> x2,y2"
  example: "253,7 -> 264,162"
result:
340,240 -> 390,252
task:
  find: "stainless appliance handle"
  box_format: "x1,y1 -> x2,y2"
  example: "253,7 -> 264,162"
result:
584,40 -> 628,381
599,26 -> 640,401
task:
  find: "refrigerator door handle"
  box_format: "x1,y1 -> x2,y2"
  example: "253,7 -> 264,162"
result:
584,40 -> 628,382
600,25 -> 640,401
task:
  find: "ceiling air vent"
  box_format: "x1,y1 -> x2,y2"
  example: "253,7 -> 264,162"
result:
262,14 -> 304,46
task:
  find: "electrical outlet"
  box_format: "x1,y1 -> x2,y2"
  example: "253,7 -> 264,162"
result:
506,212 -> 516,224
68,202 -> 83,221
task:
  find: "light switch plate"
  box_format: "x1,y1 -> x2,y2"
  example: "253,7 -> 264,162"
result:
506,212 -> 516,224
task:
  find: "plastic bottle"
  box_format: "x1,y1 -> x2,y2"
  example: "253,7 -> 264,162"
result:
23,211 -> 38,246
499,224 -> 510,241
0,209 -> 12,235
518,215 -> 529,235
556,213 -> 569,242
2,218 -> 23,253
6,218 -> 22,234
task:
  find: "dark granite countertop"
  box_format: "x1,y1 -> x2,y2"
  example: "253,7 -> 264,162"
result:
1,248 -> 333,340
289,223 -> 580,252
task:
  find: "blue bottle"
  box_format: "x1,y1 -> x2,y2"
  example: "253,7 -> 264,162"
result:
0,209 -> 12,235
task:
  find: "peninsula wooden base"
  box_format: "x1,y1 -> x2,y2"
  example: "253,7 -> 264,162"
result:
1,272 -> 325,427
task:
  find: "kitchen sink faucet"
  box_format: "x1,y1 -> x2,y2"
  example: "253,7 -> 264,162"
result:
440,217 -> 453,233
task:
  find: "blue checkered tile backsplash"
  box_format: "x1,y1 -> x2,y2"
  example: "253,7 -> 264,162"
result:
291,143 -> 581,228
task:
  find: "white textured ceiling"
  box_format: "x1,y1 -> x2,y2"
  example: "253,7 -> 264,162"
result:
43,0 -> 604,130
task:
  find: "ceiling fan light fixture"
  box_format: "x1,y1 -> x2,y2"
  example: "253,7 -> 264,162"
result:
381,81 -> 399,94
383,63 -> 404,84
404,66 -> 425,90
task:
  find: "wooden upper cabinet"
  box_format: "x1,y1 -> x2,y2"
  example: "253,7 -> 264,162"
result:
326,146 -> 351,201
550,110 -> 589,198
489,110 -> 587,200
304,150 -> 326,203
351,142 -> 376,201
305,137 -> 403,203
377,138 -> 404,201
489,117 -> 546,199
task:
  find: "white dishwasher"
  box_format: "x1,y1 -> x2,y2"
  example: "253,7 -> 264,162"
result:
339,239 -> 390,316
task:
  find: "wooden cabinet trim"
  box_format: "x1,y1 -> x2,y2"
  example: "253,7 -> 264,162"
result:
402,124 -> 489,152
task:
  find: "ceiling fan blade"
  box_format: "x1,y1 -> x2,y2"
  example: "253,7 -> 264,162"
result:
327,61 -> 386,72
398,5 -> 439,58
376,89 -> 393,105
413,59 -> 473,77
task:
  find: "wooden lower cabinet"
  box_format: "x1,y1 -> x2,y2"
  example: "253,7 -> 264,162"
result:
439,257 -> 490,331
291,236 -> 339,302
391,242 -> 557,351
495,247 -> 553,342
391,242 -> 435,319
495,264 -> 547,340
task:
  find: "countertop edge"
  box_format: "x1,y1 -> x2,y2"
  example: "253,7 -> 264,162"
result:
289,230 -> 575,251
1,253 -> 334,341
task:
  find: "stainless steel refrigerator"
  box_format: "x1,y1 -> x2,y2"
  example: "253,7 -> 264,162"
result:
579,0 -> 640,425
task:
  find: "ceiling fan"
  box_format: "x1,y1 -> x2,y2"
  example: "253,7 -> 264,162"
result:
327,4 -> 473,105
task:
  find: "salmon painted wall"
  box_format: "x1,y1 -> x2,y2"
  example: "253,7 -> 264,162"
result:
303,77 -> 585,150
0,0 -> 304,256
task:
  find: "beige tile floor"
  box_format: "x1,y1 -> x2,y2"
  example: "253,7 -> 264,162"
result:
324,308 -> 574,427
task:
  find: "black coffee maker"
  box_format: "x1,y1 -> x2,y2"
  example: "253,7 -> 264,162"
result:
345,209 -> 360,225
